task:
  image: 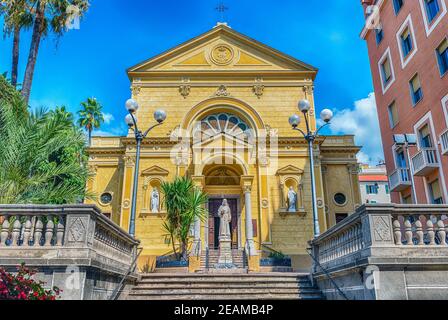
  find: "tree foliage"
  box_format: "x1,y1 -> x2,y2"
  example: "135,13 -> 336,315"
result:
161,176 -> 208,261
0,75 -> 92,204
77,97 -> 104,146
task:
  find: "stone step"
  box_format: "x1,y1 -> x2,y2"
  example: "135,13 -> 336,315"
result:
130,288 -> 320,296
129,293 -> 323,300
135,281 -> 314,289
129,273 -> 322,300
139,273 -> 311,281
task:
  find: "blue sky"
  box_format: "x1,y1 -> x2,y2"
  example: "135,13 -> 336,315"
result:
0,0 -> 384,163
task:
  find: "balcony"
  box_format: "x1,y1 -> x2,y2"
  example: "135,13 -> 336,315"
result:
389,168 -> 412,192
440,129 -> 448,155
411,148 -> 440,176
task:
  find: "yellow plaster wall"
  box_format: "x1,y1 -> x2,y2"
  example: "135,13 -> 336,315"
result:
86,27 -> 361,267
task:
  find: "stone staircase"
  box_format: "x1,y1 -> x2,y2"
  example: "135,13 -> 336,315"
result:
200,249 -> 247,270
127,273 -> 324,300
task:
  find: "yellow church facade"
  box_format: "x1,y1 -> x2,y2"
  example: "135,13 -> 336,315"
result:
86,25 -> 362,271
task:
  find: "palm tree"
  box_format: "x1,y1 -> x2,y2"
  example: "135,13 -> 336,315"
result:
0,76 -> 91,204
1,0 -> 33,87
161,177 -> 208,261
21,0 -> 89,104
77,97 -> 104,146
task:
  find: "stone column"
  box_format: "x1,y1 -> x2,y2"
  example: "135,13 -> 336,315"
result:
244,187 -> 256,255
241,176 -> 259,272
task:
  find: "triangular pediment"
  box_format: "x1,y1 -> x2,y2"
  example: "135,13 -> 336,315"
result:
141,165 -> 169,177
128,25 -> 317,74
277,165 -> 304,176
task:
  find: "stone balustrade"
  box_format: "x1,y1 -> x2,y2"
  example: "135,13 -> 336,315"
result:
310,204 -> 448,300
0,205 -> 140,300
311,204 -> 448,271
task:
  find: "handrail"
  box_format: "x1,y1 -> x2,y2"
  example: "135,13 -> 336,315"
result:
306,247 -> 348,301
109,247 -> 143,301
254,240 -> 286,258
205,247 -> 210,272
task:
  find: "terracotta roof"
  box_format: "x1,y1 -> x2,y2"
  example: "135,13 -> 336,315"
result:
359,175 -> 389,182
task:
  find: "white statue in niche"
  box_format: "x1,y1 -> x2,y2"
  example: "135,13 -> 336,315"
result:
151,188 -> 160,213
288,186 -> 298,212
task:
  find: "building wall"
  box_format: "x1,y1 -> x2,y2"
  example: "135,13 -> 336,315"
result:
360,181 -> 391,204
361,0 -> 448,204
86,26 -> 362,266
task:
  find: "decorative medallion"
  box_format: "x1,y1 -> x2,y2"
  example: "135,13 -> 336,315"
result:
253,77 -> 265,99
131,85 -> 141,97
179,84 -> 191,98
262,199 -> 269,209
123,199 -> 131,209
210,45 -> 234,65
317,198 -> 324,209
68,218 -> 86,243
373,216 -> 392,242
179,77 -> 191,98
215,85 -> 230,97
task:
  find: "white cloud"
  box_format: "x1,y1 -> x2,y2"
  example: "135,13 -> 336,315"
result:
326,93 -> 385,165
102,112 -> 114,124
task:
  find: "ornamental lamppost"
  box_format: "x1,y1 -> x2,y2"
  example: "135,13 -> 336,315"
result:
125,99 -> 167,237
289,99 -> 333,238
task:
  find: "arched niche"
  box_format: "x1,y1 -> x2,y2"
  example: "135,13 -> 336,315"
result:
276,165 -> 305,215
141,166 -> 169,214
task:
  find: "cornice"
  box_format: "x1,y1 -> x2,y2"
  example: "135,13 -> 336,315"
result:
128,70 -> 316,79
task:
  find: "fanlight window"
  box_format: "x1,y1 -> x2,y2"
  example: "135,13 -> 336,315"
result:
194,113 -> 253,141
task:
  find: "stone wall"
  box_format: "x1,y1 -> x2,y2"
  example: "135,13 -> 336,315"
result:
0,205 -> 140,300
310,204 -> 448,300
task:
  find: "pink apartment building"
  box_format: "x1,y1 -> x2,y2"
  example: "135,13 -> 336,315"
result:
360,0 -> 448,204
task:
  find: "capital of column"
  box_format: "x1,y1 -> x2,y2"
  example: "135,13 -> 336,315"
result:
240,175 -> 254,193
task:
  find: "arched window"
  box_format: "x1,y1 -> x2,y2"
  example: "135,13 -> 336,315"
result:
194,113 -> 253,141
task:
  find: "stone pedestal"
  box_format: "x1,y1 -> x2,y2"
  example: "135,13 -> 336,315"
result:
217,236 -> 233,266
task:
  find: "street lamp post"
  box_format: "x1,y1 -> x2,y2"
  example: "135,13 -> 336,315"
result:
125,99 -> 167,237
289,99 -> 333,238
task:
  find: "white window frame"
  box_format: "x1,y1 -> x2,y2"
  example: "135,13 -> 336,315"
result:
413,111 -> 448,203
396,14 -> 418,68
378,47 -> 396,94
418,0 -> 447,36
441,94 -> 448,127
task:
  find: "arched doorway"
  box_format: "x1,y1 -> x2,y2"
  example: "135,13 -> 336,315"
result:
203,164 -> 244,250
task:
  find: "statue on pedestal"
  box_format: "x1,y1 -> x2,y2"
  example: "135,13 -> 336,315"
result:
218,199 -> 232,238
288,187 -> 298,212
216,199 -> 234,268
151,188 -> 160,213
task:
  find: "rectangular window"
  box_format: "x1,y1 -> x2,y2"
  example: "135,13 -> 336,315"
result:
419,124 -> 433,148
437,39 -> 448,75
366,185 -> 379,195
425,0 -> 441,23
393,0 -> 404,14
388,102 -> 399,128
376,28 -> 384,45
430,179 -> 443,204
410,74 -> 423,105
381,58 -> 392,85
400,27 -> 413,57
335,214 -> 348,224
